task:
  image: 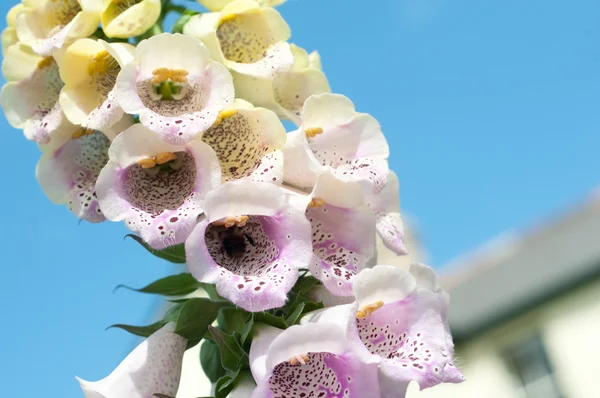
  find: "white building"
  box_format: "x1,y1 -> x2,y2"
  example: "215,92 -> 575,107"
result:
412,190 -> 600,398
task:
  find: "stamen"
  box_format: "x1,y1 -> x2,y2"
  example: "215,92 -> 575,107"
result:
219,13 -> 238,25
37,57 -> 53,69
289,354 -> 310,365
155,151 -> 177,165
211,109 -> 238,128
136,157 -> 157,169
305,127 -> 324,138
308,197 -> 325,208
87,50 -> 113,76
71,127 -> 94,139
356,301 -> 384,320
151,67 -> 189,84
211,215 -> 249,228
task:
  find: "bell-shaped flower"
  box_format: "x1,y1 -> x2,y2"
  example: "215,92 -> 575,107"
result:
201,99 -> 286,184
116,33 -> 234,144
302,264 -> 464,397
366,171 -> 408,256
0,43 -> 68,144
291,171 -> 376,297
101,0 -> 161,38
183,0 -> 293,80
36,115 -> 134,223
283,93 -> 390,194
249,323 -> 381,398
15,0 -> 102,56
185,180 -> 313,312
58,38 -> 134,131
77,322 -> 187,398
1,4 -> 24,55
234,44 -> 330,125
198,0 -> 285,12
96,124 -> 222,249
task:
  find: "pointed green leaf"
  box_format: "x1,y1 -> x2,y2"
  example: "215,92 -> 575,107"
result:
208,326 -> 247,373
240,313 -> 254,345
125,234 -> 186,263
200,340 -> 227,383
284,302 -> 305,326
107,321 -> 166,338
254,311 -> 287,329
115,273 -> 201,296
217,307 -> 247,335
214,370 -> 240,398
175,298 -> 231,341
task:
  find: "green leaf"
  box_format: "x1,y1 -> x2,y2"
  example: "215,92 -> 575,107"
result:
200,340 -> 227,383
217,307 -> 247,335
125,234 -> 186,264
240,313 -> 254,345
208,326 -> 247,373
107,321 -> 166,338
175,298 -> 231,341
172,10 -> 199,34
301,301 -> 325,316
163,302 -> 184,323
115,273 -> 201,296
254,311 -> 287,329
214,370 -> 240,398
284,302 -> 305,326
292,275 -> 321,295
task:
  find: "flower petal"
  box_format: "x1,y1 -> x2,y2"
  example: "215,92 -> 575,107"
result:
185,181 -> 313,311
201,102 -> 286,183
367,171 -> 407,255
96,124 -> 221,248
102,0 -> 161,38
352,265 -> 416,308
76,322 -> 187,398
255,323 -> 381,398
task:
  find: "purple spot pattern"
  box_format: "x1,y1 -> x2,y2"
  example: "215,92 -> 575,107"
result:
269,352 -> 355,398
201,113 -> 280,183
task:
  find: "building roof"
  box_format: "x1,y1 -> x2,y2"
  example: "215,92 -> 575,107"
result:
440,189 -> 600,341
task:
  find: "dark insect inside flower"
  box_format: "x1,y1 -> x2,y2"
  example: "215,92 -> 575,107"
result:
219,227 -> 255,258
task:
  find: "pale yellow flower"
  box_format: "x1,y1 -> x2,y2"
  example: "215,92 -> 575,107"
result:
201,99 -> 286,183
58,38 -> 135,130
101,0 -> 161,38
0,43 -> 70,144
197,0 -> 284,12
234,44 -> 330,125
1,4 -> 25,55
15,0 -> 102,56
184,0 -> 293,79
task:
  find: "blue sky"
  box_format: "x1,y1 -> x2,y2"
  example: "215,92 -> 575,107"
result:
1,0 -> 599,396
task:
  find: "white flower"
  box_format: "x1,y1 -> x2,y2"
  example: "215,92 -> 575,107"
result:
0,43 -> 67,144
302,264 -> 464,397
15,0 -> 102,56
185,180 -> 313,312
77,322 -> 187,398
234,44 -> 330,125
59,38 -> 134,131
198,0 -> 285,12
366,171 -> 408,255
289,171 -> 377,297
249,323 -> 381,397
116,33 -> 235,144
1,4 -> 25,55
201,99 -> 286,184
96,124 -> 222,249
183,0 -> 293,79
101,0 -> 161,38
283,93 -> 390,193
36,115 -> 134,223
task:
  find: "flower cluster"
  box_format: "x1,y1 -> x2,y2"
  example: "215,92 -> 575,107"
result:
1,0 -> 463,397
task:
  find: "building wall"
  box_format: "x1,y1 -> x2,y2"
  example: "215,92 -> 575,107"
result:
409,276 -> 600,398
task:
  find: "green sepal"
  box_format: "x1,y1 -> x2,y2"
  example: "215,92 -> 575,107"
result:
172,10 -> 200,34
175,298 -> 232,346
125,234 -> 186,264
107,320 -> 167,338
114,273 -> 202,296
208,326 -> 248,373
